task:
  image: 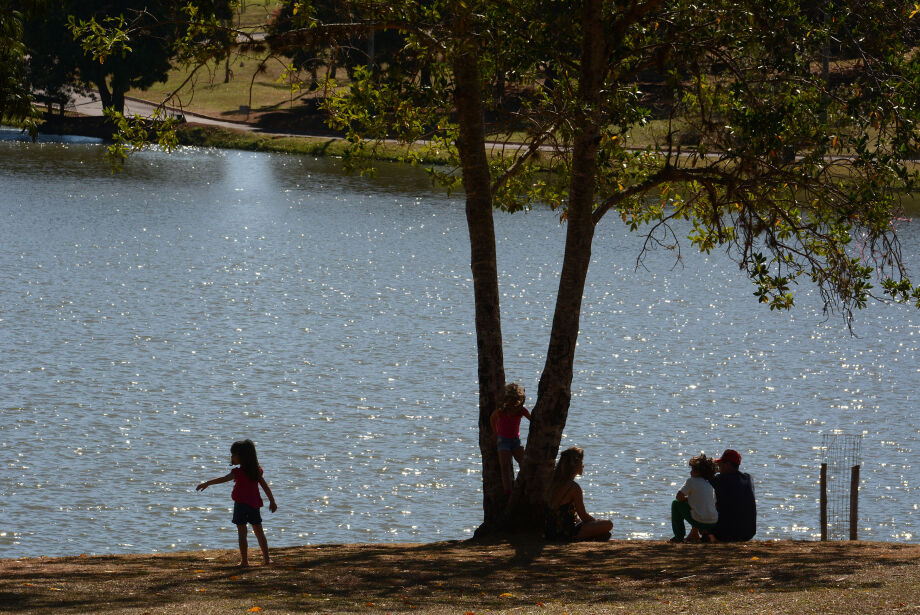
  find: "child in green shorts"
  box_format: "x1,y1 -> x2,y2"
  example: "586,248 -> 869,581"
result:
670,454 -> 718,542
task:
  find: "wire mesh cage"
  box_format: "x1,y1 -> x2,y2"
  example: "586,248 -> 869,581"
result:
819,434 -> 862,540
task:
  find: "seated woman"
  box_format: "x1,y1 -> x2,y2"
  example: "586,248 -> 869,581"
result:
545,446 -> 613,541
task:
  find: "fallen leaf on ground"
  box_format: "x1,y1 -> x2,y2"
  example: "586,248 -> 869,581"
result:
247,608 -> 262,613
499,592 -> 514,598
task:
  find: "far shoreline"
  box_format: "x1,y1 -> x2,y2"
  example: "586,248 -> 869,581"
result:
8,114 -> 920,218
4,112 -> 455,165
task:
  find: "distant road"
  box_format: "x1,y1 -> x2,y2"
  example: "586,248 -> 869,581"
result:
68,91 -> 260,132
67,90 -> 842,162
62,90 -> 531,155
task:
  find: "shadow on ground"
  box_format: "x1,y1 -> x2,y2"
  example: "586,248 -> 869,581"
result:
231,98 -> 343,137
1,539 -> 918,613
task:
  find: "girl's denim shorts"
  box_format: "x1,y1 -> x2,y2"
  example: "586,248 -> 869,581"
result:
232,502 -> 263,525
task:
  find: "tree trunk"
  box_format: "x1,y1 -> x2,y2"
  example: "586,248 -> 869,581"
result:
224,18 -> 232,83
509,0 -> 606,533
367,31 -> 375,75
450,15 -> 507,535
93,74 -> 126,115
111,87 -> 125,115
95,78 -> 113,111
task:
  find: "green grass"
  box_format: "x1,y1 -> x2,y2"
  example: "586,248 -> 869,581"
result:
128,54 -> 312,121
234,0 -> 281,29
127,0 -> 316,121
176,123 -> 453,165
495,119 -> 691,152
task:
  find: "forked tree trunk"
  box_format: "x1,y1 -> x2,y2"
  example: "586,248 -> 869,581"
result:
95,79 -> 113,111
93,76 -> 126,115
450,15 -> 507,533
110,87 -> 125,115
509,0 -> 606,533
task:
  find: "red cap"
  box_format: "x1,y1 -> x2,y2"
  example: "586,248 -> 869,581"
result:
716,449 -> 742,466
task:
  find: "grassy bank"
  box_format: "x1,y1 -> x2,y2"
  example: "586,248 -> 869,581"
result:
126,1 -> 288,121
175,124 -> 452,165
127,55 -> 305,124
3,539 -> 920,614
5,113 -> 452,165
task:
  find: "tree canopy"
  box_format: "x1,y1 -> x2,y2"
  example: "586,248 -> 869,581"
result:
15,0 -> 235,115
0,0 -> 38,131
268,0 -> 409,89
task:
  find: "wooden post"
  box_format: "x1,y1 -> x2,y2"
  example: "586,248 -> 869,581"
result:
849,465 -> 860,540
820,463 -> 828,541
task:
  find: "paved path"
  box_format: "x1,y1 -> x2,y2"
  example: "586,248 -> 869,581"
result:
68,91 -> 260,132
63,91 -> 529,154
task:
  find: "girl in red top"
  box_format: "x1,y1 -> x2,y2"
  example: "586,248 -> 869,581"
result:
197,439 -> 277,567
489,383 -> 532,495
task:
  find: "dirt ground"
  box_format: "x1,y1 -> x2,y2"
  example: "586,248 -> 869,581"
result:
2,539 -> 920,614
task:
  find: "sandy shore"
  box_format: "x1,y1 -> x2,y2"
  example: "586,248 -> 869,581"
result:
2,539 -> 920,614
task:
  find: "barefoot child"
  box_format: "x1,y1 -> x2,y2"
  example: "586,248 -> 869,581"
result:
489,383 -> 531,495
197,439 -> 278,566
670,454 -> 718,542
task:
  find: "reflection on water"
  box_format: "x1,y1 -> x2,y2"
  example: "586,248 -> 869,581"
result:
0,125 -> 106,144
0,139 -> 918,558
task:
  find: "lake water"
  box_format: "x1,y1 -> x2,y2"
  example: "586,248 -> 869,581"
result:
1,127 -> 918,558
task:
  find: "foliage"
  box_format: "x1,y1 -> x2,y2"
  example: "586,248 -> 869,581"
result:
101,107 -> 180,169
268,0 -> 408,89
0,1 -> 39,134
14,1 -> 87,115
18,0 -> 235,115
320,0 -> 920,323
53,0 -> 236,160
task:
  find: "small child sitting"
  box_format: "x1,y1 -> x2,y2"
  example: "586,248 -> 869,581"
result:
670,454 -> 718,543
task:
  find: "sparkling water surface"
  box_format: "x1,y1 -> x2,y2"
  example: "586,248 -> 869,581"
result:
1,130 -> 918,557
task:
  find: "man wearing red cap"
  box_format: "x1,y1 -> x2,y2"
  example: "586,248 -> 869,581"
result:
711,449 -> 756,541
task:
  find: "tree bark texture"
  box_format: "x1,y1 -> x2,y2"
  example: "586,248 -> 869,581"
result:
92,74 -> 126,115
95,78 -> 113,111
510,0 -> 606,532
450,17 -> 507,533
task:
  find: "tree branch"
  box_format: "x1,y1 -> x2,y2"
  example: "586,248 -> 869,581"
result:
264,21 -> 445,56
490,122 -> 560,195
591,164 -> 684,225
